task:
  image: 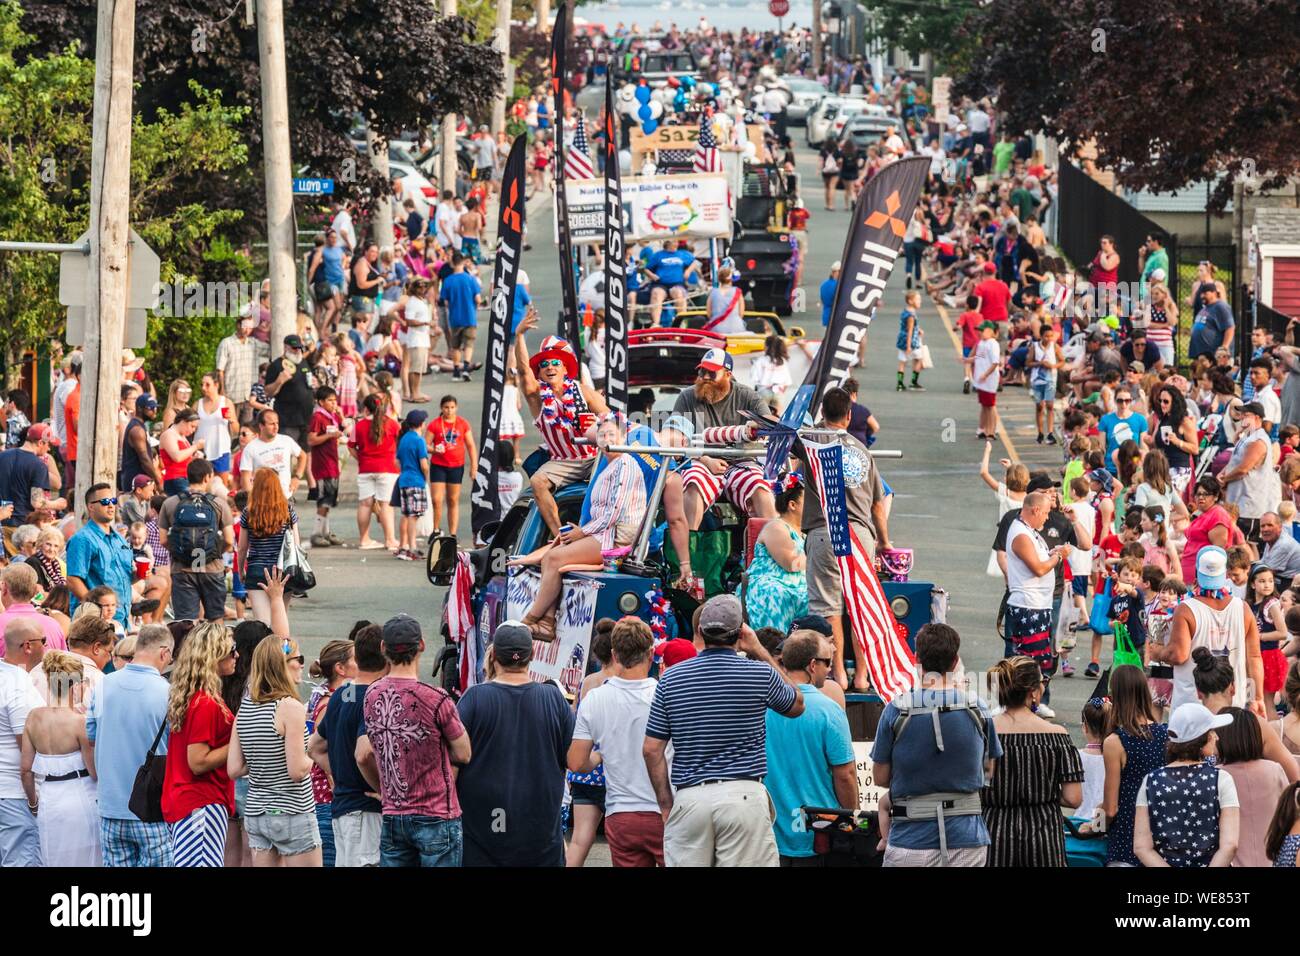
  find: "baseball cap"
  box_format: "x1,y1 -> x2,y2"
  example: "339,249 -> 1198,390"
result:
26,423 -> 59,446
661,414 -> 695,441
1196,546 -> 1228,590
492,619 -> 534,665
1026,471 -> 1056,493
381,613 -> 423,648
404,409 -> 429,428
830,260 -> 842,272
790,614 -> 832,637
698,594 -> 743,640
132,475 -> 155,490
697,348 -> 733,373
657,638 -> 698,669
283,334 -> 305,351
978,320 -> 999,332
1237,401 -> 1266,420
135,394 -> 158,412
518,269 -> 530,286
1167,701 -> 1234,742
1129,361 -> 1146,375
982,261 -> 996,273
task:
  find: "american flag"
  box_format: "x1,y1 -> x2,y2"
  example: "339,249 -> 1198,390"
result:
802,438 -> 917,702
693,111 -> 722,174
564,113 -> 595,180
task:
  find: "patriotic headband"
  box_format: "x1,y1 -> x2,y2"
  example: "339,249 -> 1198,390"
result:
772,472 -> 803,494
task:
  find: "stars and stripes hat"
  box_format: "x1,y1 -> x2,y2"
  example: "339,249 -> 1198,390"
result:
529,335 -> 580,379
697,347 -> 733,373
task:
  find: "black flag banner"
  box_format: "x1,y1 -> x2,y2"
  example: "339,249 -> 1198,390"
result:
603,70 -> 629,416
551,1 -> 582,347
802,155 -> 930,412
470,135 -> 528,536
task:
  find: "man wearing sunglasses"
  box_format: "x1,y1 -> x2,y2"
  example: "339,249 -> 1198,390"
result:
672,348 -> 776,530
65,483 -> 134,630
0,617 -> 47,866
1098,387 -> 1147,477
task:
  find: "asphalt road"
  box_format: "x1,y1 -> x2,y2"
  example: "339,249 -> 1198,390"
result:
290,129 -> 1094,741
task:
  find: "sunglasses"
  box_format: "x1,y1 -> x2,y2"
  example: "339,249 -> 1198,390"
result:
696,367 -> 722,378
21,637 -> 48,648
537,359 -> 565,369
286,654 -> 306,666
116,653 -> 134,662
1116,398 -> 1132,404
813,657 -> 833,667
92,497 -> 118,507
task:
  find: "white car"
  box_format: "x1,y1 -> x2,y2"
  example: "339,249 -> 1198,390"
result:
388,159 -> 439,222
829,102 -> 892,144
806,96 -> 875,147
782,76 -> 828,125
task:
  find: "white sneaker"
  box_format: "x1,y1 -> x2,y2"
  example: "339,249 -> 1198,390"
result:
1036,703 -> 1056,719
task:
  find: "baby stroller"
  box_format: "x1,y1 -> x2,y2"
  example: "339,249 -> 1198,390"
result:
1063,817 -> 1108,867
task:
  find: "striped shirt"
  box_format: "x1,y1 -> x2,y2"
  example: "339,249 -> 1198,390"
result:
239,505 -> 297,570
579,454 -> 647,549
235,696 -> 314,816
645,648 -> 798,788
536,412 -> 597,462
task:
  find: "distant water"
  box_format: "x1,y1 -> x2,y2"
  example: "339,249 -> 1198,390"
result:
577,0 -> 814,34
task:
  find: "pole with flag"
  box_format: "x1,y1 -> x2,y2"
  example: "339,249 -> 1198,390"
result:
693,109 -> 723,174
785,155 -> 930,426
564,114 -> 596,181
801,437 -> 917,701
550,1 -> 582,347
470,136 -> 529,539
603,71 -> 629,416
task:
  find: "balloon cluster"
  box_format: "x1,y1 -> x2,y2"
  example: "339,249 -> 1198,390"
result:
615,75 -> 724,135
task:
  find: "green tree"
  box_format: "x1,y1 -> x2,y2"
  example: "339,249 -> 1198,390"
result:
862,0 -> 981,73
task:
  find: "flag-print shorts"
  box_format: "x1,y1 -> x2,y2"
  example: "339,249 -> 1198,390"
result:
1004,604 -> 1056,679
681,462 -> 769,513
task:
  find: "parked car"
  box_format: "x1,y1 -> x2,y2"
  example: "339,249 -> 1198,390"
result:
806,95 -> 876,147
781,76 -> 829,125
829,103 -> 895,144
839,112 -> 907,150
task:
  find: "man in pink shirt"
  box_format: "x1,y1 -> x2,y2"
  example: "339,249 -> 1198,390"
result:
0,563 -> 65,653
973,262 -> 1012,348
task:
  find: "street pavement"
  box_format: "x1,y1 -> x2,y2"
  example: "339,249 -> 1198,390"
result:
290,130 -> 1092,741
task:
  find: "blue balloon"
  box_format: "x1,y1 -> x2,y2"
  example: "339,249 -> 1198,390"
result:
643,118 -> 659,134
638,103 -> 652,121
635,85 -> 651,103
673,91 -> 687,112
681,76 -> 697,89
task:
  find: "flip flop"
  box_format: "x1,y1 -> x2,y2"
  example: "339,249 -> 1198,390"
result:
358,540 -> 384,550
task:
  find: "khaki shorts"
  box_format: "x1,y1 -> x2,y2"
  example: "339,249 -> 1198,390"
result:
449,326 -> 477,350
663,780 -> 778,867
333,810 -> 381,867
405,347 -> 428,374
534,455 -> 595,489
805,525 -> 877,617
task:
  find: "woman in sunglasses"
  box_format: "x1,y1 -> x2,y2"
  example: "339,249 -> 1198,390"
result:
228,636 -> 320,867
162,621 -> 238,866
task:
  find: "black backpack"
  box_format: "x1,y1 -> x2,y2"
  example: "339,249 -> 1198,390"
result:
169,492 -> 221,566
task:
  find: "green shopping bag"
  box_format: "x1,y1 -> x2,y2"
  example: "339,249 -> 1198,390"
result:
664,530 -> 732,598
1113,621 -> 1143,670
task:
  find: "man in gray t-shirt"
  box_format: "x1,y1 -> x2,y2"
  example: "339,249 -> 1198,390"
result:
794,387 -> 891,691
671,349 -> 776,528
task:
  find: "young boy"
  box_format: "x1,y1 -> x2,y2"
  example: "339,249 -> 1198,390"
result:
1108,554 -> 1149,651
1226,545 -> 1253,601
955,294 -> 982,393
969,319 -> 1001,439
896,290 -> 924,391
307,386 -> 345,547
1061,436 -> 1090,503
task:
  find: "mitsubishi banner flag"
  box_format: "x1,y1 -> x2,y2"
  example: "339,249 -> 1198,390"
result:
603,71 -> 629,416
551,1 -> 582,346
802,155 -> 930,414
470,136 -> 528,537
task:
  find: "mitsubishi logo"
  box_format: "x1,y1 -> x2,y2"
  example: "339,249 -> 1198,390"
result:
864,190 -> 907,238
504,178 -> 521,233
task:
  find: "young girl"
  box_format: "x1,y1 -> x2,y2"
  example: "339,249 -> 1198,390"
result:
1146,577 -> 1187,712
1138,506 -> 1177,576
1249,565 -> 1289,706
895,290 -> 924,391
1060,476 -> 1096,677
1102,664 -> 1170,866
501,368 -> 526,466
1267,781 -> 1300,867
1074,696 -> 1109,825
332,331 -> 363,421
750,335 -> 794,409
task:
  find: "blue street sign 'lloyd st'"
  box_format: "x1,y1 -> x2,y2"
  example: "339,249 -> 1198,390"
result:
292,178 -> 334,195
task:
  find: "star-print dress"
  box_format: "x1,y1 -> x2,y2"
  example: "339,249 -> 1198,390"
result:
1106,722 -> 1170,866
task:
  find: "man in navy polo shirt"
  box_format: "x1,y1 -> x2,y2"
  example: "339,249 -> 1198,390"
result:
643,594 -> 804,867
645,238 -> 700,326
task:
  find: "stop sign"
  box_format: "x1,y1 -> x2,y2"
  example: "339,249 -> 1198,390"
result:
769,0 -> 789,16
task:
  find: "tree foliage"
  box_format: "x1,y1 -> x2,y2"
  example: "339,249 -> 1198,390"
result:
20,0 -> 505,227
957,0 -> 1300,208
862,0 -> 981,73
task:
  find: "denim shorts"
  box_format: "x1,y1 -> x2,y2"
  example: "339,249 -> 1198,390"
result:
1029,379 -> 1056,403
245,811 -> 321,856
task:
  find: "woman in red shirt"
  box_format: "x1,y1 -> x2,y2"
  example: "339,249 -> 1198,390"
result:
425,395 -> 478,541
162,621 -> 238,867
349,392 -> 400,552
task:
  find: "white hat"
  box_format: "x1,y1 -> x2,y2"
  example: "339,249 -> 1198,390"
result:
518,270 -> 530,286
830,260 -> 842,272
1168,702 -> 1234,742
1150,268 -> 1166,282
1196,546 -> 1228,590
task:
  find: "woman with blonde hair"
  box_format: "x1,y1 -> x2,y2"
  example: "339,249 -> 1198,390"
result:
236,468 -> 300,625
20,650 -> 99,866
228,636 -> 321,866
30,526 -> 67,593
162,621 -> 238,866
160,378 -> 193,430
306,639 -> 357,867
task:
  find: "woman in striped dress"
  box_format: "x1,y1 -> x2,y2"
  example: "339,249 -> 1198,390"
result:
228,635 -> 321,867
162,621 -> 238,867
512,413 -> 645,642
982,656 -> 1085,866
237,468 -> 300,626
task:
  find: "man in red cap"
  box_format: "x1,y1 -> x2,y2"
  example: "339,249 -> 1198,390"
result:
972,261 -> 1012,350
514,307 -> 609,535
671,348 -> 776,529
0,424 -> 67,552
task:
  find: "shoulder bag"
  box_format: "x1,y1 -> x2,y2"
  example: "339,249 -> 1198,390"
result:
128,720 -> 169,824
277,527 -> 317,592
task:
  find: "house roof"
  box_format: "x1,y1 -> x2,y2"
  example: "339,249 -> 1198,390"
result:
1253,207 -> 1300,245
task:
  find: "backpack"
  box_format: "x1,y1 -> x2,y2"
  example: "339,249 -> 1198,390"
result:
169,492 -> 221,566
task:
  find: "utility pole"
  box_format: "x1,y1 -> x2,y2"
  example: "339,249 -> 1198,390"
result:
367,129 -> 393,246
440,0 -> 460,197
811,0 -> 822,74
491,0 -> 512,136
536,0 -> 550,32
78,0 -> 135,505
256,0 -> 296,358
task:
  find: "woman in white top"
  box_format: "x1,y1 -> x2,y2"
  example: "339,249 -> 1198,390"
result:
1220,403 -> 1279,538
398,277 -> 434,404
195,372 -> 237,483
980,440 -> 1028,577
705,267 -> 746,335
750,335 -> 794,410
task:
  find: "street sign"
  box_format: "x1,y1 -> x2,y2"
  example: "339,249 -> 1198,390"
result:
769,0 -> 789,16
60,227 -> 159,347
292,177 -> 334,195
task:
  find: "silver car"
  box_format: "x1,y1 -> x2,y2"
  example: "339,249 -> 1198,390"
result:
806,95 -> 875,148
782,76 -> 828,126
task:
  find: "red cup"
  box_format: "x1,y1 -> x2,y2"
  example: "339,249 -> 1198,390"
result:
578,413 -> 597,435
134,556 -> 151,581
